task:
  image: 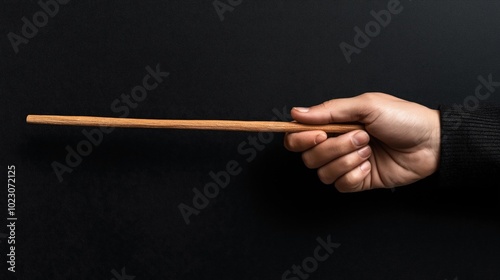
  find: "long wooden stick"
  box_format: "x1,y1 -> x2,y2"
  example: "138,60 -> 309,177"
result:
25,115 -> 364,133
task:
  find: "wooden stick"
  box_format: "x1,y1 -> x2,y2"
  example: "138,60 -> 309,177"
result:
25,115 -> 364,134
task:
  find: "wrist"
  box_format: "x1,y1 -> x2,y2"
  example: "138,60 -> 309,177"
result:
429,109 -> 441,173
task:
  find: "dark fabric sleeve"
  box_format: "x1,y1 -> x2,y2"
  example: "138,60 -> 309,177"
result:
437,103 -> 500,188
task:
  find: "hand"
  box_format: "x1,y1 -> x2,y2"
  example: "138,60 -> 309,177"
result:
284,92 -> 441,192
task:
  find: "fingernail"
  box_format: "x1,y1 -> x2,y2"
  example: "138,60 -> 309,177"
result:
360,161 -> 371,172
357,146 -> 371,158
293,107 -> 310,113
352,131 -> 369,146
314,133 -> 327,145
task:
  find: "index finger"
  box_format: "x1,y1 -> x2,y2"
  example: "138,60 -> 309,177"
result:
284,130 -> 328,152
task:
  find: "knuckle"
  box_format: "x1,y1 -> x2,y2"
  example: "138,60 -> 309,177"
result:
335,133 -> 356,153
301,153 -> 315,169
334,183 -> 351,193
317,168 -> 333,185
284,136 -> 297,151
342,155 -> 359,169
321,99 -> 335,108
360,92 -> 382,99
341,172 -> 361,189
342,176 -> 356,188
359,92 -> 378,105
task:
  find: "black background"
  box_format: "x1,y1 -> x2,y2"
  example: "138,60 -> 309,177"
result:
1,0 -> 500,279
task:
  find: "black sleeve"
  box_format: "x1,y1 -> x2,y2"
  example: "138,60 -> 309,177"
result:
437,103 -> 500,187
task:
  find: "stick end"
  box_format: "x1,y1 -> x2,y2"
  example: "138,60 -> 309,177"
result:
26,115 -> 37,124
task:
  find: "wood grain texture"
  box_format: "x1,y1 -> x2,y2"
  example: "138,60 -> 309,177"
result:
26,115 -> 365,133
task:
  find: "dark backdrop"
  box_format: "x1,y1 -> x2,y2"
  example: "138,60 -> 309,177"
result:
1,1 -> 500,279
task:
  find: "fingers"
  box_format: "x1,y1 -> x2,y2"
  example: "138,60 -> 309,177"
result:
332,160 -> 372,193
284,130 -> 328,152
286,93 -> 393,192
301,130 -> 369,168
285,128 -> 374,192
316,144 -> 372,185
291,92 -> 385,125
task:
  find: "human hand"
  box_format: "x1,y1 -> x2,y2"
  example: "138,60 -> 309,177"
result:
284,92 -> 441,192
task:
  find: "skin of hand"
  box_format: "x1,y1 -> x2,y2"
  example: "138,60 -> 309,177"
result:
284,92 -> 441,192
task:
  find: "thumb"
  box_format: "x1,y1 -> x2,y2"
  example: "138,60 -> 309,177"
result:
291,94 -> 376,124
